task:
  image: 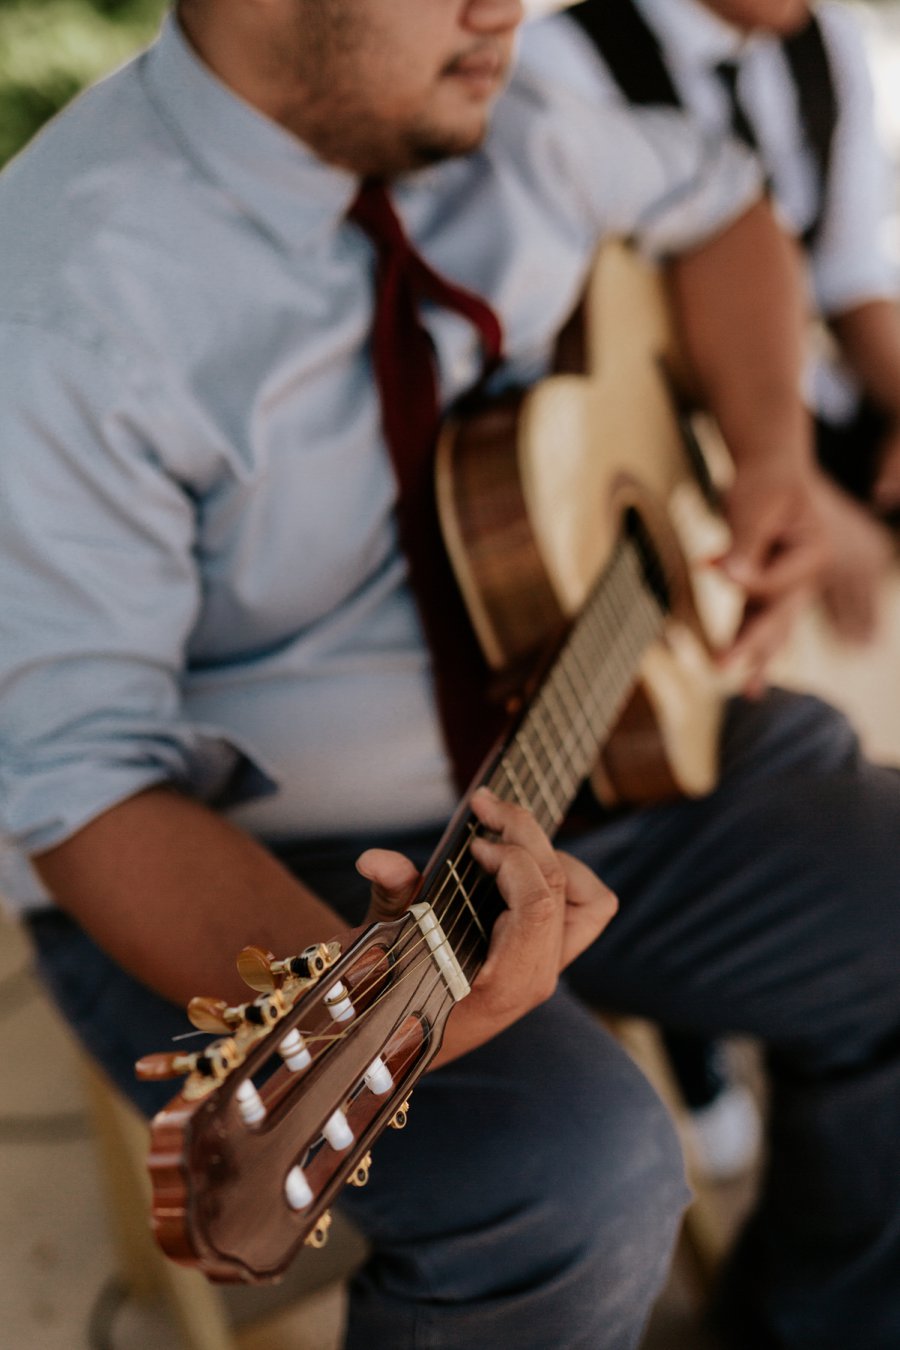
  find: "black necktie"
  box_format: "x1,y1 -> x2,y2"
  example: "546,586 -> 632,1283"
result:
715,60 -> 759,151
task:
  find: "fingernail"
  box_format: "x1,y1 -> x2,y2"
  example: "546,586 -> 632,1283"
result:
355,853 -> 375,879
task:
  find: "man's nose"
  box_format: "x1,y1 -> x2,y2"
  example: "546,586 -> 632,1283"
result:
463,0 -> 526,36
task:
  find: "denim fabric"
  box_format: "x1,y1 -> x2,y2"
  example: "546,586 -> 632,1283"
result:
26,689 -> 900,1348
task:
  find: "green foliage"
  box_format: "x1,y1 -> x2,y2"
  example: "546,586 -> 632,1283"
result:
0,0 -> 167,166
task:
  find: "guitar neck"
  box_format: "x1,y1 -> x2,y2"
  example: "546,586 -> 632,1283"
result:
414,530 -> 667,985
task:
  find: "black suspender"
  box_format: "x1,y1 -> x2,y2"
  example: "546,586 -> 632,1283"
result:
569,0 -> 838,247
570,0 -> 681,106
782,19 -> 839,246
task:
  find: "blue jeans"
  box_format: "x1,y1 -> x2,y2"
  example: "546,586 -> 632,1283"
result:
26,691 -> 900,1349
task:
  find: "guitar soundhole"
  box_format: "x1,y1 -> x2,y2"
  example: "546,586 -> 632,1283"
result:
625,508 -> 670,612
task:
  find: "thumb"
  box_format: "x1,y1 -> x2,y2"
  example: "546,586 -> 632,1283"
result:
356,849 -> 421,922
721,492 -> 775,587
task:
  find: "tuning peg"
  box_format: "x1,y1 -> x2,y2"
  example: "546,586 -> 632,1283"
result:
187,997 -> 233,1034
188,991 -> 287,1035
304,1211 -> 333,1249
237,945 -> 279,993
237,942 -> 342,993
135,1039 -> 242,1085
347,1153 -> 372,1188
135,1051 -> 201,1082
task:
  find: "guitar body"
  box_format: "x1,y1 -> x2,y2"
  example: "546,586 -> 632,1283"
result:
437,241 -> 739,804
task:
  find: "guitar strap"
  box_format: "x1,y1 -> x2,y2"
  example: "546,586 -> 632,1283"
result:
568,0 -> 838,247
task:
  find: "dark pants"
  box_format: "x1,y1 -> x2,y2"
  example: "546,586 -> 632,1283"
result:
817,399 -> 900,529
26,691 -> 900,1349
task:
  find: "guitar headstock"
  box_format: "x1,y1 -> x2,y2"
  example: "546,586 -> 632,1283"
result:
139,911 -> 457,1282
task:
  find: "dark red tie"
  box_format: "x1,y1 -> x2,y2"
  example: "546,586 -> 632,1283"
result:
349,178 -> 505,790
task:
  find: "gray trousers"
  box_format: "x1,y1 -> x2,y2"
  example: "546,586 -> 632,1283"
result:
27,691 -> 900,1349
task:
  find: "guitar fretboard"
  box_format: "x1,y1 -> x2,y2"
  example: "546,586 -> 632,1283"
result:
419,532 -> 667,981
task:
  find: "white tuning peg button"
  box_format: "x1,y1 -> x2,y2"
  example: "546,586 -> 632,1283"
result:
279,1028 -> 313,1073
364,1056 -> 394,1096
235,1080 -> 267,1126
323,1108 -> 354,1152
285,1165 -> 314,1211
325,981 -> 355,1023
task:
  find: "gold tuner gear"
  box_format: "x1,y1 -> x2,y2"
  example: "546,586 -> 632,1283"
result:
347,1153 -> 373,1188
389,1100 -> 410,1130
305,1211 -> 333,1249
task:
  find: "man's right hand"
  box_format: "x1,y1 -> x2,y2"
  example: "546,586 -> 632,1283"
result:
718,456 -> 830,696
356,787 -> 618,1067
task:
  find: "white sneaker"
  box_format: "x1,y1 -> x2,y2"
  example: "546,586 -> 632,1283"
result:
685,1081 -> 762,1182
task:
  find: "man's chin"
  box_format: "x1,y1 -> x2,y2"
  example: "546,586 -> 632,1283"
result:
407,117 -> 490,168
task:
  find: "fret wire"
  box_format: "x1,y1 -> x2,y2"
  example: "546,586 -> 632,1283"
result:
515,639 -> 645,827
516,734 -> 562,832
432,535 -> 669,957
516,539 -> 662,793
528,680 -> 591,804
576,628 -> 634,748
604,553 -> 641,697
543,662 -> 585,739
530,702 -> 581,806
504,732 -> 550,830
500,736 -> 540,813
492,757 -> 530,807
552,651 -> 604,766
523,697 -> 580,804
578,606 -> 662,751
584,548 -> 658,714
556,628 -> 594,710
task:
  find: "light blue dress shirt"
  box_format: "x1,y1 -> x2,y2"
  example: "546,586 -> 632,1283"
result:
0,15 -> 760,911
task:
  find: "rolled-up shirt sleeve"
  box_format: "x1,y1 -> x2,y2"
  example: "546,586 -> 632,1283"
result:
514,15 -> 765,257
808,4 -> 898,316
592,106 -> 764,258
0,321 -> 274,868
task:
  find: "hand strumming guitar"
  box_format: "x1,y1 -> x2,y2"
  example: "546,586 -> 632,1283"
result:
718,455 -> 831,696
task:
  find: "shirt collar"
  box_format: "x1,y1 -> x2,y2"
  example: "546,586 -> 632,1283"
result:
634,0 -> 749,66
140,13 -> 359,250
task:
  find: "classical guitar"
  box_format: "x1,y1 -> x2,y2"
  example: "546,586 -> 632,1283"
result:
137,241 -> 739,1283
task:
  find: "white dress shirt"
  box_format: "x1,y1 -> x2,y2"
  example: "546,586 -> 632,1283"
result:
0,15 -> 760,911
521,0 -> 899,418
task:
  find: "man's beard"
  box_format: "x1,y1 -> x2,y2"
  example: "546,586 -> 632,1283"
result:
404,119 -> 489,170
320,115 -> 489,177
286,78 -> 492,178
